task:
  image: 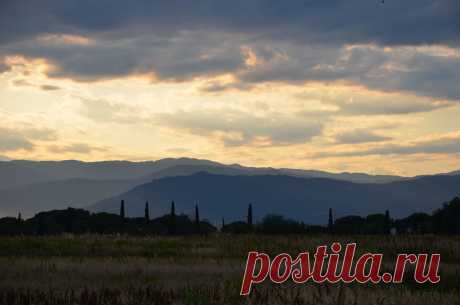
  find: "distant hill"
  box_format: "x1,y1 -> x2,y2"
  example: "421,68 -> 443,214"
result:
447,169 -> 460,176
278,168 -> 404,184
0,158 -> 406,189
145,164 -> 281,180
0,158 -> 406,191
1,158 -> 457,218
146,164 -> 406,183
89,172 -> 460,225
0,158 -> 221,190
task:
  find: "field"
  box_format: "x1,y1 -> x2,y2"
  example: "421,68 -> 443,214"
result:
0,234 -> 459,305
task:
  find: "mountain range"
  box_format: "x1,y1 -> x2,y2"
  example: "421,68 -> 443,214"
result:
90,172 -> 460,225
0,158 -> 458,221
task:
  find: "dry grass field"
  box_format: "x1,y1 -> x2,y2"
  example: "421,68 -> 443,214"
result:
0,234 -> 459,305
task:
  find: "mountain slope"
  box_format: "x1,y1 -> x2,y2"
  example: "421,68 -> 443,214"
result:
278,168 -> 404,184
145,164 -> 281,180
89,172 -> 460,225
145,163 -> 405,184
0,158 -> 407,191
1,158 -> 454,218
0,158 -> 222,190
0,161 -> 270,217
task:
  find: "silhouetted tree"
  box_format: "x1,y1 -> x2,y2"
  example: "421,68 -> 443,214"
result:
36,214 -> 46,236
144,201 -> 150,221
365,213 -> 387,234
5,196 -> 460,237
0,217 -> 23,235
120,200 -> 125,219
258,214 -> 305,234
195,204 -> 200,233
328,208 -> 334,231
334,215 -> 365,234
247,204 -> 253,226
384,210 -> 391,234
395,212 -> 432,234
433,197 -> 460,234
90,212 -> 125,234
169,201 -> 176,234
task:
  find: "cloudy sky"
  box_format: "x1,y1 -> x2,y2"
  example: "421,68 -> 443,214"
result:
0,0 -> 459,175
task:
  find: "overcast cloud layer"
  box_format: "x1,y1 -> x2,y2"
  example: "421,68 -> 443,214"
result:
1,0 -> 459,46
1,1 -> 459,98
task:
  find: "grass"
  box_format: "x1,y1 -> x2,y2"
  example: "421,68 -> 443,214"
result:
0,234 -> 459,304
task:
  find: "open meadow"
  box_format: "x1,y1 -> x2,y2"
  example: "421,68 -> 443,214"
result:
0,234 -> 459,305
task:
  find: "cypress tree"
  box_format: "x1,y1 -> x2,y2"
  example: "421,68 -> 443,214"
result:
170,201 -> 176,217
384,210 -> 391,234
247,204 -> 253,226
144,201 -> 150,221
17,212 -> 22,222
170,201 -> 176,234
195,203 -> 200,233
328,208 -> 334,231
222,218 -> 225,230
120,200 -> 125,219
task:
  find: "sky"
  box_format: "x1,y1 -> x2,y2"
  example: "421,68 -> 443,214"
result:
0,0 -> 459,176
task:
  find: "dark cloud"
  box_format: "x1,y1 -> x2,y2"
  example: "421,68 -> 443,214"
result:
0,128 -> 34,152
294,76 -> 455,115
13,79 -> 61,91
239,44 -> 460,100
348,47 -> 460,100
199,81 -> 252,93
0,1 -> 458,100
1,0 -> 458,46
40,84 -> 61,91
335,129 -> 392,144
0,124 -> 57,152
0,60 -> 9,73
2,32 -> 245,82
12,79 -> 32,87
3,34 -> 458,101
369,137 -> 460,155
318,132 -> 460,157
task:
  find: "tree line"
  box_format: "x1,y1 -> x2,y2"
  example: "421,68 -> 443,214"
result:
0,197 -> 459,236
